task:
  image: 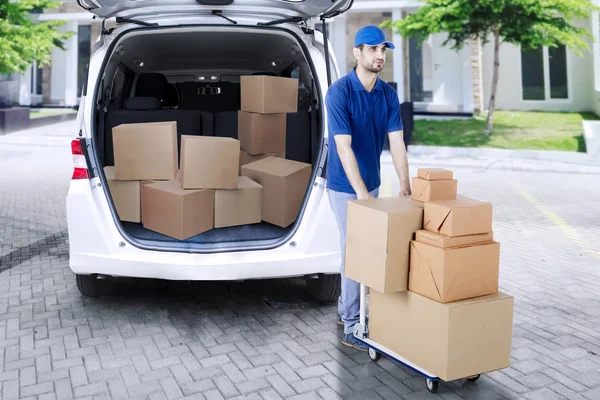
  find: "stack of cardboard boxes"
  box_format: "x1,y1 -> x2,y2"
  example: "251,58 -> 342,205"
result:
104,75 -> 312,240
345,168 -> 514,382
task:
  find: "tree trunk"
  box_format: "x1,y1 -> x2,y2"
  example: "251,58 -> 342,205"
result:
470,37 -> 484,115
485,28 -> 501,134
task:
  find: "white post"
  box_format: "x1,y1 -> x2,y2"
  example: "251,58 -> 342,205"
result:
331,15 -> 348,76
64,21 -> 79,107
19,69 -> 32,106
592,11 -> 600,91
392,8 -> 404,103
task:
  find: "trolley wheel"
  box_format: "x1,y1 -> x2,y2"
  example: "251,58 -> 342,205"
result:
426,378 -> 439,393
368,348 -> 381,362
467,374 -> 480,382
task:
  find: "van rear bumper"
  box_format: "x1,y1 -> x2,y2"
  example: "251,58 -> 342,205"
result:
66,178 -> 341,281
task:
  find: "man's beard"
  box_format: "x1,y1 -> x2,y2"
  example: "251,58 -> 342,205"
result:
362,59 -> 384,74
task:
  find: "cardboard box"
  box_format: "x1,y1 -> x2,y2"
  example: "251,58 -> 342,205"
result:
239,150 -> 285,173
412,177 -> 458,202
140,179 -> 160,223
424,198 -> 493,237
214,176 -> 263,228
180,135 -> 240,190
240,75 -> 299,114
415,230 -> 494,248
345,197 -> 424,293
238,111 -> 286,155
369,290 -> 513,381
241,157 -> 311,228
112,121 -> 178,181
104,166 -> 141,223
142,180 -> 214,240
409,240 -> 500,303
417,168 -> 453,181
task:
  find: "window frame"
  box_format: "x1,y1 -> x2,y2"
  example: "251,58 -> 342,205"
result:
519,44 -> 572,103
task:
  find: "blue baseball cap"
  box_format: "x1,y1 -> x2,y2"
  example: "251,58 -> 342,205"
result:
354,25 -> 395,49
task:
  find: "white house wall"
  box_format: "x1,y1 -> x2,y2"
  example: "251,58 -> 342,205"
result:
482,17 -> 594,112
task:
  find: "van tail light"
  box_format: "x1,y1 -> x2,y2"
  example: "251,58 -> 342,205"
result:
71,139 -> 90,180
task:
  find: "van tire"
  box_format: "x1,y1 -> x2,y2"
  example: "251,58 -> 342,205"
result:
76,274 -> 116,297
306,274 -> 341,302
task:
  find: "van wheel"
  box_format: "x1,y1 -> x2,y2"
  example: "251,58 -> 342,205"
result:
306,274 -> 341,302
76,274 -> 116,297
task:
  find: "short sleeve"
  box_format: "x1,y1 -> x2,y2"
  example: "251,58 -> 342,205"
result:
387,89 -> 403,133
325,84 -> 351,136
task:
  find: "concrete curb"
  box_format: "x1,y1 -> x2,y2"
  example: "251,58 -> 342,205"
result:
382,152 -> 600,175
407,144 -> 595,165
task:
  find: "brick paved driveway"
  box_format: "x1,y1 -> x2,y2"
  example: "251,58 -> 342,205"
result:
1,121 -> 600,400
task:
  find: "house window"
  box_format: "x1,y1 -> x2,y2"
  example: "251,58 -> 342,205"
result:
521,45 -> 568,101
30,61 -> 43,96
78,24 -> 92,96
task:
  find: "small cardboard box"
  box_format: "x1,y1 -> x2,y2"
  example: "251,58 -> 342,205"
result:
112,121 -> 178,181
142,180 -> 214,240
412,177 -> 458,202
214,176 -> 263,228
345,197 -> 424,293
415,230 -> 494,248
369,290 -> 513,381
409,240 -> 500,303
240,75 -> 299,114
239,150 -> 285,173
424,198 -> 493,237
417,168 -> 453,181
241,157 -> 311,228
238,111 -> 286,155
104,166 -> 141,223
180,135 -> 240,190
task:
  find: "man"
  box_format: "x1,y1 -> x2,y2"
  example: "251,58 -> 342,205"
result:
325,25 -> 412,351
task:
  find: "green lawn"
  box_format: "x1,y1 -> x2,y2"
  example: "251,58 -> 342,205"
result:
411,111 -> 598,152
30,109 -> 76,119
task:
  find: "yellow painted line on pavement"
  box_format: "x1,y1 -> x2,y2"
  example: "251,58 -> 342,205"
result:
515,185 -> 600,260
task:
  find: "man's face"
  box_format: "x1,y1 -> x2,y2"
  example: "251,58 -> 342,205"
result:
355,44 -> 388,73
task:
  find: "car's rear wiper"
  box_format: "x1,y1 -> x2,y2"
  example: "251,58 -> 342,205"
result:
115,17 -> 159,27
212,10 -> 237,24
257,16 -> 303,26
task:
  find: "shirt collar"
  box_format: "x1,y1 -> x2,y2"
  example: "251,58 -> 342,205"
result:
350,68 -> 383,92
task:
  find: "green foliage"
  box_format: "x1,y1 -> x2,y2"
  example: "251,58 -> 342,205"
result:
382,0 -> 598,53
0,0 -> 74,75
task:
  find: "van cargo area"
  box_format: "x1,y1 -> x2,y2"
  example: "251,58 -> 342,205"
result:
93,26 -> 323,251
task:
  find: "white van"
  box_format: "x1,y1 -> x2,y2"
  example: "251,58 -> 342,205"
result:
67,0 -> 352,301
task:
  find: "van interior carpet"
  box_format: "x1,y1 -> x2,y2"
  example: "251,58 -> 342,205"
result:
122,222 -> 288,244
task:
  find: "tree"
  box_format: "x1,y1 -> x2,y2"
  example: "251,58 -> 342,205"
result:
382,0 -> 599,133
0,0 -> 73,107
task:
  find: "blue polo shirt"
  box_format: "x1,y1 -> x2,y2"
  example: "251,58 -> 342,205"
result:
325,68 -> 403,194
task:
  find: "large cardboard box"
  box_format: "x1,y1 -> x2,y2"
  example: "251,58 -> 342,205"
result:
142,180 -> 214,240
180,135 -> 240,190
112,121 -> 178,181
241,157 -> 311,228
409,240 -> 500,303
415,230 -> 494,248
239,150 -> 285,174
345,197 -> 424,293
424,198 -> 493,237
417,168 -> 453,181
369,290 -> 513,381
214,176 -> 263,228
238,111 -> 286,155
240,75 -> 298,114
140,179 -> 160,223
104,167 -> 141,223
411,177 -> 457,202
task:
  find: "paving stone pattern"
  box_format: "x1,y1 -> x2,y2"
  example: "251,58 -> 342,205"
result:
1,121 -> 600,399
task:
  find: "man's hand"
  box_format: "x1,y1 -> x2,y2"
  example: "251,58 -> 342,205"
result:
388,130 -> 411,197
399,185 -> 411,197
357,190 -> 374,200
